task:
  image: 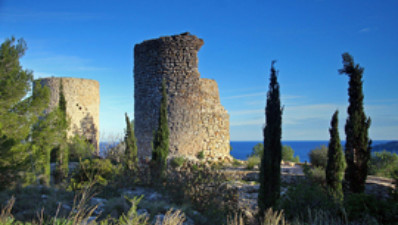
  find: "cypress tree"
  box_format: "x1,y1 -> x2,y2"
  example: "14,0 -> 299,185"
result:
54,80 -> 69,184
339,53 -> 371,193
151,79 -> 169,183
124,113 -> 138,172
326,110 -> 346,201
258,61 -> 283,215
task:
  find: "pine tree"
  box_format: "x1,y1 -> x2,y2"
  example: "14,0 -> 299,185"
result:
124,113 -> 138,172
151,79 -> 169,183
258,61 -> 283,215
0,37 -> 49,189
326,110 -> 346,201
339,53 -> 371,193
54,80 -> 69,184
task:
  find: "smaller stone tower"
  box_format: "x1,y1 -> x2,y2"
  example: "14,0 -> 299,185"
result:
38,77 -> 100,152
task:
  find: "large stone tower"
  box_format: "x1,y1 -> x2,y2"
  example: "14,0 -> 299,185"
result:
38,77 -> 100,152
134,32 -> 230,160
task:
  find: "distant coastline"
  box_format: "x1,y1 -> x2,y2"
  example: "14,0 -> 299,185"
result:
99,140 -> 397,162
230,140 -> 397,161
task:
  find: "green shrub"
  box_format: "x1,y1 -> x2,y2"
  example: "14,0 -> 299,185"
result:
197,151 -> 205,160
0,187 -> 73,222
282,145 -> 300,163
246,155 -> 260,170
344,193 -> 398,224
232,159 -> 243,167
68,135 -> 95,162
251,143 -> 263,158
309,145 -> 328,168
303,166 -> 326,186
101,196 -> 130,219
369,150 -> 398,178
278,182 -> 340,222
70,158 -> 121,190
170,156 -> 185,168
165,161 -> 238,224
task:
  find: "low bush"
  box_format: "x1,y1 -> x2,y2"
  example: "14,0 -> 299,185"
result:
68,135 -> 95,162
303,166 -> 326,186
232,159 -> 243,167
165,161 -> 238,224
309,145 -> 328,168
344,193 -> 398,224
70,158 -> 122,191
278,181 -> 341,222
369,150 -> 398,178
282,145 -> 300,163
246,155 -> 260,170
251,143 -> 264,158
170,157 -> 185,168
196,151 -> 205,160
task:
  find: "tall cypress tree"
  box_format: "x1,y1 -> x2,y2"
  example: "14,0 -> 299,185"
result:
54,80 -> 69,184
326,110 -> 346,201
258,61 -> 282,215
151,79 -> 169,183
339,53 -> 371,193
124,113 -> 138,172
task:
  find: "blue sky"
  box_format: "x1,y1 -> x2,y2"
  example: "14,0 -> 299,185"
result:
1,0 -> 397,141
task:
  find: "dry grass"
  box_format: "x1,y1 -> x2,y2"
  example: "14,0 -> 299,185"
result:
155,209 -> 185,225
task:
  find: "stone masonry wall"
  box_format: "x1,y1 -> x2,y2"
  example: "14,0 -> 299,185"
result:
134,32 -> 230,160
38,77 -> 100,152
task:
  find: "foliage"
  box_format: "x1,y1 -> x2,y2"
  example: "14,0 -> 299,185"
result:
326,111 -> 346,201
232,159 -> 243,167
252,143 -> 298,163
68,135 -> 95,162
309,145 -> 328,168
0,196 -> 15,225
124,113 -> 138,172
155,209 -> 185,225
278,181 -> 341,223
303,166 -> 326,186
70,158 -> 122,191
259,61 -> 283,214
339,52 -> 371,193
282,145 -> 299,163
0,186 -> 73,222
262,208 -> 289,225
196,151 -> 205,159
226,213 -> 245,225
118,196 -> 148,225
368,150 -> 398,178
165,161 -> 238,224
251,143 -> 264,158
170,156 -> 186,168
247,155 -> 260,170
151,79 -> 169,183
344,193 -> 398,224
54,80 -> 70,184
291,209 -> 348,225
0,37 -> 50,189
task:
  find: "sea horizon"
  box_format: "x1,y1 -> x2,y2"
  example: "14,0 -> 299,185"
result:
99,140 -> 397,162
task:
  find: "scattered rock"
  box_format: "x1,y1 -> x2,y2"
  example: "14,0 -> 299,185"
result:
243,172 -> 259,181
137,208 -> 149,217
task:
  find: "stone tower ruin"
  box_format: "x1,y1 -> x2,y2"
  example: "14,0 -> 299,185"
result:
38,77 -> 100,152
134,32 -> 230,160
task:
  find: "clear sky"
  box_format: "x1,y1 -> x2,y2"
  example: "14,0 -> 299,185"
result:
1,0 -> 397,141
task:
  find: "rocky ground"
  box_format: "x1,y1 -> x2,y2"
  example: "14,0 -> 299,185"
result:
44,161 -> 395,225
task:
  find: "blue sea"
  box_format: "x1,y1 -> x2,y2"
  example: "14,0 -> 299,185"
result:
100,140 -> 396,162
230,140 -> 395,162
